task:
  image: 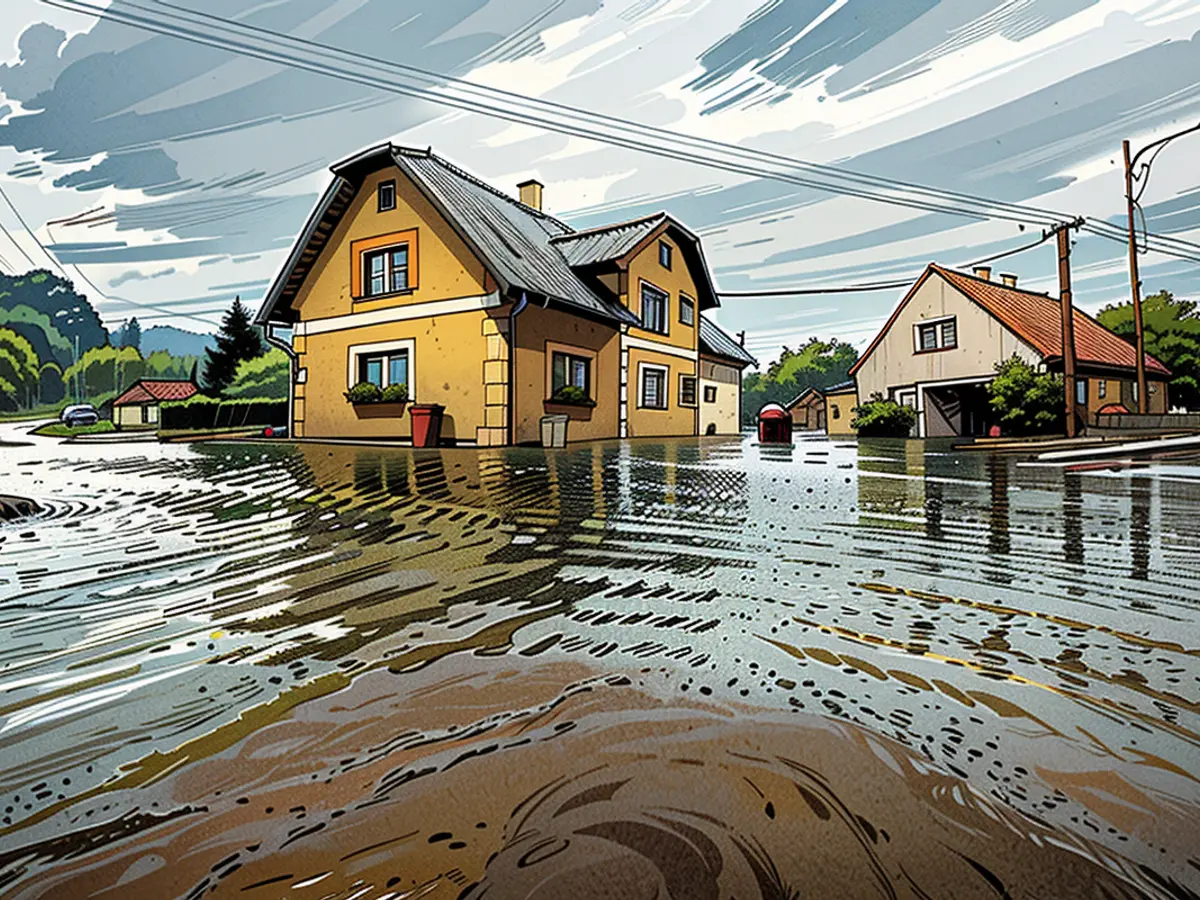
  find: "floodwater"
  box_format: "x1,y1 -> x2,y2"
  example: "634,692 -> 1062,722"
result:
0,424 -> 1198,899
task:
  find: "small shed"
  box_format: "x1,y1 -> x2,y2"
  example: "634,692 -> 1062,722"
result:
113,379 -> 198,428
757,403 -> 793,444
786,387 -> 825,431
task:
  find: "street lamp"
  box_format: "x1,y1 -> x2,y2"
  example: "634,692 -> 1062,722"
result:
1123,119 -> 1200,413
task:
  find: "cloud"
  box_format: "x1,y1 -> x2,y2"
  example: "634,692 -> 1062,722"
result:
0,22 -> 67,104
108,266 -> 177,288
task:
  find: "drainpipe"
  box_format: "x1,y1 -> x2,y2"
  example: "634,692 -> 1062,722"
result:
507,292 -> 528,446
264,322 -> 298,438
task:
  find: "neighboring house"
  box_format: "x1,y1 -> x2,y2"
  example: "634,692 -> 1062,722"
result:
785,379 -> 857,436
849,264 -> 1171,437
255,143 -> 754,445
112,379 -> 198,428
698,317 -> 756,435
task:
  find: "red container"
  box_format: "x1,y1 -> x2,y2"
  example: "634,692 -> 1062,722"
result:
757,403 -> 793,444
409,404 -> 445,448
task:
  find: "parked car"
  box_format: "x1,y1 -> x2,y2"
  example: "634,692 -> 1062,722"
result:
60,404 -> 99,427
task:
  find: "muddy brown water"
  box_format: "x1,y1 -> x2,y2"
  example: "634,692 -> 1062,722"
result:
0,430 -> 1198,899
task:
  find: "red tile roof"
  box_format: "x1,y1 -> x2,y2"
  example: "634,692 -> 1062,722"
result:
113,380 -> 198,406
849,264 -> 1170,377
932,265 -> 1169,375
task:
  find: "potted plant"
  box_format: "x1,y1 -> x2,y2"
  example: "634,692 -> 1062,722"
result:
548,385 -> 595,407
345,381 -> 382,404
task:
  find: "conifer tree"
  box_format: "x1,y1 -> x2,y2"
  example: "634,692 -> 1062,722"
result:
202,298 -> 262,396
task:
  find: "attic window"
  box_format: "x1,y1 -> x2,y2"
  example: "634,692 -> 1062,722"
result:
659,241 -> 672,270
378,180 -> 396,212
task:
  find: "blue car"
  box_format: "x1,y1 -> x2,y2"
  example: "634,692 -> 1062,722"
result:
60,404 -> 99,428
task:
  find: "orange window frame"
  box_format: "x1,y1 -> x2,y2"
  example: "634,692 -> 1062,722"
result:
350,229 -> 419,299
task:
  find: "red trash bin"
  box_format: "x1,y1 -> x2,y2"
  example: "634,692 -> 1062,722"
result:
409,404 -> 445,448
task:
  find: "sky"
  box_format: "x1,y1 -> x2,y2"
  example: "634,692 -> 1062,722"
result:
0,0 -> 1198,366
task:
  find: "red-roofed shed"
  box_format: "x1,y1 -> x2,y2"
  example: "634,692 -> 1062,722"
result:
113,380 -> 198,428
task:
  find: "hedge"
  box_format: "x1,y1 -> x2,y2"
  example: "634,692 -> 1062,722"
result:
160,396 -> 288,430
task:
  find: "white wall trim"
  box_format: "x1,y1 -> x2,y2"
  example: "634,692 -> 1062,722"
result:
623,334 -> 698,361
297,292 -> 501,337
347,337 -> 416,394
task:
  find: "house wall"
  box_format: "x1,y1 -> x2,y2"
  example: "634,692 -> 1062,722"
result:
620,234 -> 701,438
789,396 -> 823,430
512,302 -> 620,444
854,275 -> 1041,401
114,404 -> 150,428
289,164 -> 503,441
826,390 -> 857,436
699,357 -> 741,435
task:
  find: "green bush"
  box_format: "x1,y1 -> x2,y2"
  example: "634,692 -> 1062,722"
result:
987,356 -> 1063,436
345,381 -> 382,403
380,383 -> 409,403
159,395 -> 287,430
550,384 -> 592,405
851,394 -> 917,437
35,420 -> 115,437
226,347 -> 290,399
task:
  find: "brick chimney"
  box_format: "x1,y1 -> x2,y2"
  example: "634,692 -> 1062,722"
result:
972,265 -> 992,281
1000,273 -> 1017,288
518,179 -> 543,211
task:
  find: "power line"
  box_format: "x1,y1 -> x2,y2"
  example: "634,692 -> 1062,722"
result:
0,183 -> 223,329
716,230 -> 1056,297
44,0 -> 1200,265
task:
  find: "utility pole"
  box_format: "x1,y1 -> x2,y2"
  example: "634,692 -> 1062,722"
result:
1122,121 -> 1200,414
1123,139 -> 1147,413
1048,218 -> 1083,438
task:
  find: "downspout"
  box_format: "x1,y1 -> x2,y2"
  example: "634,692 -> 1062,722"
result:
507,292 -> 528,446
264,322 -> 298,438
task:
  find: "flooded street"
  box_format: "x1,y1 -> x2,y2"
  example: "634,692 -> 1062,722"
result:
1,424 -> 1198,899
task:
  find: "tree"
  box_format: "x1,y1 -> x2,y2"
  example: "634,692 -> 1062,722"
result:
850,394 -> 917,437
118,317 -> 143,352
225,347 -> 290,399
0,327 -> 39,411
62,344 -> 144,402
987,355 -> 1063,436
0,269 -> 108,356
0,304 -> 74,367
202,298 -> 263,396
39,362 -> 65,405
742,337 -> 859,425
1097,290 -> 1200,410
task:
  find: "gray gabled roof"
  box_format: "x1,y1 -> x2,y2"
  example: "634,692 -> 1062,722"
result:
395,151 -> 637,325
257,144 -> 638,327
699,316 -> 756,367
550,214 -> 666,266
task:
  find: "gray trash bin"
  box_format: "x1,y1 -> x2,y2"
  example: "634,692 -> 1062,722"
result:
540,414 -> 569,448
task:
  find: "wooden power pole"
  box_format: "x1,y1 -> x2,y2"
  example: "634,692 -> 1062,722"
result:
1123,139 -> 1148,413
1052,220 -> 1082,438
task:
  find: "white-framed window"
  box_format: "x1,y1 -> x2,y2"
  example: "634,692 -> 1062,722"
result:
679,374 -> 698,407
378,179 -> 396,212
363,244 -> 409,296
348,339 -> 415,394
659,240 -> 672,270
703,384 -> 717,403
915,316 -> 957,352
143,405 -> 158,424
1075,378 -> 1087,405
639,363 -> 669,409
640,282 -> 669,335
1098,380 -> 1107,399
679,295 -> 695,326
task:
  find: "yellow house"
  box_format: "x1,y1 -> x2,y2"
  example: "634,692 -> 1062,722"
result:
255,144 -> 754,445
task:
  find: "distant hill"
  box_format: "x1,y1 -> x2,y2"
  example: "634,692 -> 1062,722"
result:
116,324 -> 216,358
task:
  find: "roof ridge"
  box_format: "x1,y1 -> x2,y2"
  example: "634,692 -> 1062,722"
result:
549,212 -> 667,242
931,262 -> 1053,301
416,150 -> 575,232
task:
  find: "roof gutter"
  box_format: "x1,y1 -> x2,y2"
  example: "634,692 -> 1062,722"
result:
508,292 -> 528,446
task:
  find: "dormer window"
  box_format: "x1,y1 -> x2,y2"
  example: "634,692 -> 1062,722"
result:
378,180 -> 396,212
658,240 -> 672,270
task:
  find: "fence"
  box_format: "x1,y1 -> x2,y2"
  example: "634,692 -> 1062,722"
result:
161,398 -> 287,431
1091,413 -> 1200,432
